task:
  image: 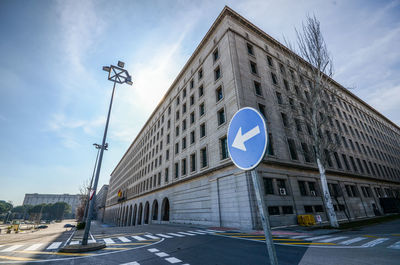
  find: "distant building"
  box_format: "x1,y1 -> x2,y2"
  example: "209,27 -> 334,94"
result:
23,193 -> 82,218
104,6 -> 400,229
95,185 -> 109,222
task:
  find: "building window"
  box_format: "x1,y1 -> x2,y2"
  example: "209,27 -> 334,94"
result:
308,182 -> 317,196
181,158 -> 187,176
190,130 -> 195,144
200,123 -> 206,138
277,179 -> 287,195
287,138 -> 298,160
282,206 -> 293,214
276,92 -> 283,104
213,48 -> 219,62
182,137 -> 187,149
263,178 -> 274,194
165,168 -> 169,183
267,133 -> 274,155
214,66 -> 221,81
190,79 -> 194,89
199,103 -> 205,116
217,108 -> 225,125
295,119 -> 302,132
298,181 -> 307,196
198,85 -> 204,97
190,111 -> 195,124
176,110 -> 180,120
182,119 -> 187,131
254,81 -> 262,96
314,205 -> 324,212
166,149 -> 169,160
301,143 -> 312,162
216,86 -> 223,102
198,68 -> 203,80
182,103 -> 187,114
271,72 -> 278,85
304,206 -> 313,213
190,153 -> 196,172
281,113 -> 288,127
182,87 -> 186,98
267,56 -> 273,67
342,154 -> 350,170
258,104 -> 266,118
268,206 -> 280,215
333,152 -> 342,169
220,136 -> 228,160
250,61 -> 258,74
174,162 -> 179,178
247,43 -> 254,55
190,94 -> 195,106
200,147 -> 208,168
175,125 -> 179,137
175,142 -> 179,154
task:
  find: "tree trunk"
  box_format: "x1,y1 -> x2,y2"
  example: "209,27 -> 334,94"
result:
317,158 -> 339,228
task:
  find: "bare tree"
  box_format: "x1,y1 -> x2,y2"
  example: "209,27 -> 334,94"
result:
76,179 -> 90,222
281,15 -> 340,227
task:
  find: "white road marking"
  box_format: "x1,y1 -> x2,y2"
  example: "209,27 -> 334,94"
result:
132,236 -> 147,241
88,239 -> 96,243
165,257 -> 182,264
157,234 -> 173,238
119,262 -> 140,265
304,235 -> 332,241
25,243 -> 43,251
339,237 -> 367,245
69,241 -> 79,245
1,245 -> 24,252
361,238 -> 389,247
118,237 -> 131,242
147,248 -> 159,253
104,238 -> 115,244
167,233 -> 185,237
320,236 -> 348,243
290,235 -> 309,239
144,235 -> 160,240
47,242 -> 62,250
178,232 -> 195,236
205,229 -> 221,233
155,252 -> 169,257
187,231 -> 206,235
388,241 -> 400,250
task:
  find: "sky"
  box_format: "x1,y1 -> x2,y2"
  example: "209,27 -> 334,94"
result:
0,0 -> 399,206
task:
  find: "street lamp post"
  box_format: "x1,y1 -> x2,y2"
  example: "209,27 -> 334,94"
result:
82,61 -> 132,245
82,143 -> 108,223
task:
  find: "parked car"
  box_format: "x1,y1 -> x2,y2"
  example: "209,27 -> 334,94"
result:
37,225 -> 48,229
63,224 -> 75,228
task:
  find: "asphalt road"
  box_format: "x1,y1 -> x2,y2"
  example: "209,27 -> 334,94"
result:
0,219 -> 399,265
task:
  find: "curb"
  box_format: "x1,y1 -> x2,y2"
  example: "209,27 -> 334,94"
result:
58,242 -> 106,253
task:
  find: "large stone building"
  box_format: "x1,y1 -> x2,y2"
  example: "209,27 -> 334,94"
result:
95,185 -> 109,222
104,6 -> 400,229
23,193 -> 82,218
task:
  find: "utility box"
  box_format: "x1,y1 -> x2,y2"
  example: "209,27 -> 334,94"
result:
297,214 -> 316,226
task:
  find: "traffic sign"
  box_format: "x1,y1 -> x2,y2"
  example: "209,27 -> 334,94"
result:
227,107 -> 268,170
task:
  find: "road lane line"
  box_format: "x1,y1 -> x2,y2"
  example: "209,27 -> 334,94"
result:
320,236 -> 348,243
147,248 -> 159,253
165,257 -> 182,263
144,235 -> 160,240
119,262 -> 140,265
167,233 -> 185,237
104,238 -> 115,244
118,237 -> 131,242
132,236 -> 147,241
0,255 -> 37,261
388,241 -> 400,249
47,242 -> 62,250
25,243 -> 43,251
304,235 -> 332,241
361,238 -> 389,247
178,232 -> 195,236
156,234 -> 173,238
1,245 -> 23,252
155,252 -> 169,257
339,237 -> 367,245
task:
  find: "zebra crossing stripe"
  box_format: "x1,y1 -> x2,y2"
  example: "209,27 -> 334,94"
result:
144,235 -> 159,240
290,235 -> 309,239
47,242 -> 62,250
388,241 -> 400,250
178,232 -> 195,236
118,237 -> 131,243
147,248 -> 159,253
119,262 -> 140,265
157,234 -> 173,238
88,239 -> 96,243
320,236 -> 348,243
165,257 -> 182,264
361,238 -> 389,247
339,237 -> 367,245
104,238 -> 115,244
25,243 -> 43,251
304,235 -> 332,241
187,231 -> 206,235
205,229 -> 220,233
1,245 -> 24,252
69,241 -> 79,245
167,233 -> 185,237
132,236 -> 147,241
155,252 -> 169,257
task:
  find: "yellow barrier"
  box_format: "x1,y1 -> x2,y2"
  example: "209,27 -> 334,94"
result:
297,215 -> 316,226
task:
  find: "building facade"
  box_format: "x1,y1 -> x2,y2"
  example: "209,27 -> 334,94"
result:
95,185 -> 109,222
104,7 -> 400,229
23,193 -> 82,218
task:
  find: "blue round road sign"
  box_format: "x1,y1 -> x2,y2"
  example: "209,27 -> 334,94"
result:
227,107 -> 268,170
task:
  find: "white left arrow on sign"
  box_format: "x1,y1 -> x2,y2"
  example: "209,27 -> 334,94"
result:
232,126 -> 260,151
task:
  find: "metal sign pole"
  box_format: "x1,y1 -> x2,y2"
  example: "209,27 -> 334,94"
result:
250,169 -> 278,265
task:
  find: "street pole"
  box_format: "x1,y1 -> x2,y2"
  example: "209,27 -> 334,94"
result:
250,169 -> 279,265
82,81 -> 116,245
83,145 -> 101,222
